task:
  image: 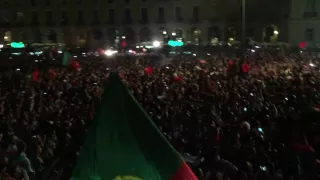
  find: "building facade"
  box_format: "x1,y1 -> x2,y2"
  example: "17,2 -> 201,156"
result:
0,0 -> 290,48
289,0 -> 320,46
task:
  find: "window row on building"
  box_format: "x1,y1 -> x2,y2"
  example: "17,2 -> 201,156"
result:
1,23 -> 284,47
0,6 -> 202,28
2,0 -> 189,7
1,26 -> 218,46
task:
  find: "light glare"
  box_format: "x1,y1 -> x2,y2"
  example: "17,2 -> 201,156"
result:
153,41 -> 161,48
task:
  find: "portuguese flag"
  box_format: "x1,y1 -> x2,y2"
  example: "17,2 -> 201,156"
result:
71,72 -> 197,180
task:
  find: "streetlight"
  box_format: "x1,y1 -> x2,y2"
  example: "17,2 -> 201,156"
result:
153,41 -> 161,48
105,50 -> 114,56
274,30 -> 279,35
163,31 -> 167,35
172,32 -> 176,36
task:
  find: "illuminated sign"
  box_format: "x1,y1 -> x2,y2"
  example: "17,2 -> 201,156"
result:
10,42 -> 25,48
168,40 -> 184,47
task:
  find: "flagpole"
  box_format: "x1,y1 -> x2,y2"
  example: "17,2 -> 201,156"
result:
241,0 -> 246,64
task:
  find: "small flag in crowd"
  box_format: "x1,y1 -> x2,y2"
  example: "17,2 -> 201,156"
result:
241,62 -> 250,73
299,41 -> 307,49
70,60 -> 81,72
144,66 -> 153,75
62,51 -> 72,66
71,73 -> 197,180
173,73 -> 183,82
32,68 -> 40,82
48,68 -> 57,79
119,72 -> 124,79
198,59 -> 206,64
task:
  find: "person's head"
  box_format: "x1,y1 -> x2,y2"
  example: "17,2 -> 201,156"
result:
240,121 -> 251,132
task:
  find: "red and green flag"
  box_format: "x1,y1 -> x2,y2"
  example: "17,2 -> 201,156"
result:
71,72 -> 197,180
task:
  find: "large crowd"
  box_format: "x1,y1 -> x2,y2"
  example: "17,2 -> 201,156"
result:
0,51 -> 320,180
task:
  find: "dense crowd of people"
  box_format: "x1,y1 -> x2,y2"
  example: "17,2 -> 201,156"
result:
0,52 -> 320,180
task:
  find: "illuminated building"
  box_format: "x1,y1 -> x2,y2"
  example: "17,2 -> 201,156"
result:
0,0 -> 290,47
289,0 -> 319,45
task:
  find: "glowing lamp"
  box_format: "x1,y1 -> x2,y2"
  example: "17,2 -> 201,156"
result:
153,41 -> 161,48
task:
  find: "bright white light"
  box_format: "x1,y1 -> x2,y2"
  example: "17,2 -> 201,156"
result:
105,50 -> 114,56
251,49 -> 255,52
255,46 -> 260,48
300,51 -> 303,53
193,54 -> 196,56
82,52 -> 86,55
0,44 -> 3,48
4,36 -> 8,40
163,31 -> 167,35
136,46 -> 139,48
310,63 -> 315,67
140,46 -> 143,48
207,53 -> 211,56
16,68 -> 20,71
73,56 -> 77,58
172,32 -> 176,36
35,60 -> 38,62
128,50 -> 133,53
153,41 -> 161,48
274,30 -> 279,35
58,51 -> 62,53
122,36 -> 126,39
